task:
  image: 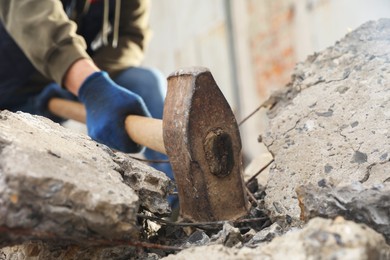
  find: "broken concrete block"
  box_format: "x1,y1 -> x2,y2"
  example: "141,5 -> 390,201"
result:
296,181 -> 390,243
0,111 -> 172,246
258,217 -> 390,260
247,222 -> 283,245
182,230 -> 210,248
164,217 -> 390,260
163,244 -> 252,260
210,222 -> 243,248
111,152 -> 174,215
0,241 -> 139,260
262,19 -> 390,222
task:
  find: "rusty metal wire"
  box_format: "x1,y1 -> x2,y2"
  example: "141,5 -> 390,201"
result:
238,96 -> 277,127
245,159 -> 274,186
238,104 -> 264,126
245,186 -> 258,207
137,214 -> 268,229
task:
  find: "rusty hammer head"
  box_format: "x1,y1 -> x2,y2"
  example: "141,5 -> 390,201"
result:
163,67 -> 249,222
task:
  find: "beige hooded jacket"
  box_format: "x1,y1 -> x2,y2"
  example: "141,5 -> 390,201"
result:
0,0 -> 151,85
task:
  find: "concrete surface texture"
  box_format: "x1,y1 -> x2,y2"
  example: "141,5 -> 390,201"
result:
0,111 -> 172,247
262,19 -> 390,223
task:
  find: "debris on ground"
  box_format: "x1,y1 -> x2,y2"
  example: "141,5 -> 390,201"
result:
0,19 -> 389,259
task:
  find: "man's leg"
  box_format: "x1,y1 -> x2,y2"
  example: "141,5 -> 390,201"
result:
1,80 -> 77,123
0,73 -> 67,120
113,67 -> 174,180
0,78 -> 44,113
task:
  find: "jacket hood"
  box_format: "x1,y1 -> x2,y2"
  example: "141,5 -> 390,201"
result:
68,0 -> 121,48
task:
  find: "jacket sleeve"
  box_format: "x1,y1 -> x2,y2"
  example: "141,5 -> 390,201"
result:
93,0 -> 152,76
0,0 -> 91,85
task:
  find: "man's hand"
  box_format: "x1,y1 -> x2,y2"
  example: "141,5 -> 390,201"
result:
62,58 -> 150,153
78,71 -> 151,153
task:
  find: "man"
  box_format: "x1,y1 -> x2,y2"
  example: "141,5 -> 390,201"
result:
0,0 -> 173,180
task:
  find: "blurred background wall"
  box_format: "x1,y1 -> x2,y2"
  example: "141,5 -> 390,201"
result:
143,0 -> 390,164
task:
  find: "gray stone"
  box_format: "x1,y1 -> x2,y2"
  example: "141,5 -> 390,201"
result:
247,222 -> 283,245
262,19 -> 390,222
210,222 -> 243,248
296,181 -> 390,243
0,241 -> 140,260
182,230 -> 210,248
164,217 -> 390,260
0,111 -> 172,246
112,152 -> 174,215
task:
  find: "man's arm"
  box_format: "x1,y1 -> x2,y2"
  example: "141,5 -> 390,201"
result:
0,0 -> 151,153
64,59 -> 99,96
0,0 -> 91,88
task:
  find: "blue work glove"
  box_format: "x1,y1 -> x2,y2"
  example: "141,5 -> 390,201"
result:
33,83 -> 78,123
78,71 -> 151,153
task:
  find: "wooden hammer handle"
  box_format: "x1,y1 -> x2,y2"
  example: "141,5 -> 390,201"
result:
48,98 -> 166,154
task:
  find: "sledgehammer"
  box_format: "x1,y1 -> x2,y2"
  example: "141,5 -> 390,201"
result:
49,67 -> 249,222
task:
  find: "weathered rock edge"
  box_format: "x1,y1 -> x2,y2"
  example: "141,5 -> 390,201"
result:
0,111 -> 173,246
262,19 -> 390,223
297,181 -> 390,243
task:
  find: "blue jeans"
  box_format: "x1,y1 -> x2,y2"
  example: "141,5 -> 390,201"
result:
113,67 -> 174,181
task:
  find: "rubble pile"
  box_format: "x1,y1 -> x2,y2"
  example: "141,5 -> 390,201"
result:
0,19 -> 389,259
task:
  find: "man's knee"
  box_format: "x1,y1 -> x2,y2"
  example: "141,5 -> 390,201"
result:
114,67 -> 167,96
